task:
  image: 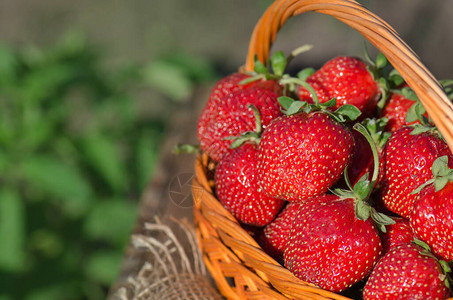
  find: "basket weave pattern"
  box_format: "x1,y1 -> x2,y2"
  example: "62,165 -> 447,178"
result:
193,0 -> 453,299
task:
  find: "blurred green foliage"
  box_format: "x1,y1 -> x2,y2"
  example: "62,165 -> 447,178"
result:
0,32 -> 215,299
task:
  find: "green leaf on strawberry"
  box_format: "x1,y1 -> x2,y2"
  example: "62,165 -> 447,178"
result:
224,104 -> 263,148
254,56 -> 269,77
333,104 -> 362,122
271,51 -> 287,77
412,155 -> 453,193
296,67 -> 315,81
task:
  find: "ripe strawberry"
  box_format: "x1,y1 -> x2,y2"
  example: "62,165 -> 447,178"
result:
257,111 -> 355,201
379,217 -> 415,254
380,83 -> 433,133
259,194 -> 338,262
284,197 -> 383,292
297,56 -> 380,116
381,90 -> 418,132
197,73 -> 282,162
410,156 -> 453,261
215,142 -> 285,226
379,126 -> 453,218
363,243 -> 450,300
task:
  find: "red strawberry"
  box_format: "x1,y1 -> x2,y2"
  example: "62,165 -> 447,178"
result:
363,243 -> 450,300
215,142 -> 285,226
197,73 -> 283,162
379,217 -> 415,254
381,91 -> 418,132
380,83 -> 432,133
298,56 -> 380,116
410,157 -> 453,261
379,126 -> 453,218
257,111 -> 355,201
284,197 -> 382,292
259,194 -> 338,261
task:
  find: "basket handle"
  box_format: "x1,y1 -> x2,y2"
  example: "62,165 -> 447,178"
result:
244,0 -> 453,151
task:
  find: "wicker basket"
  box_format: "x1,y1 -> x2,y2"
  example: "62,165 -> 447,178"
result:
192,0 -> 453,299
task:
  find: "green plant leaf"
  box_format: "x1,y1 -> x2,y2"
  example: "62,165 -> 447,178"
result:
270,51 -> 287,77
83,199 -> 136,246
406,101 -> 425,123
278,96 -> 296,111
412,178 -> 434,194
434,177 -> 449,192
136,129 -> 163,191
334,104 -> 361,122
330,188 -> 355,200
84,250 -> 123,285
297,67 -> 315,81
320,97 -> 337,109
375,52 -> 388,69
0,45 -> 17,86
370,208 -> 396,227
355,200 -> 371,221
0,189 -> 26,272
353,174 -> 370,200
142,60 -> 193,102
254,57 -> 269,75
412,238 -> 431,251
401,87 -> 418,101
21,154 -> 93,217
80,133 -> 126,193
388,69 -> 404,87
410,124 -> 432,135
286,101 -> 306,115
432,155 -> 450,177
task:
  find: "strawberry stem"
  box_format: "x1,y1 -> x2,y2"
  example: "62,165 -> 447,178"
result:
286,44 -> 313,66
224,104 -> 262,148
280,77 -> 321,106
353,123 -> 380,197
248,104 -> 262,135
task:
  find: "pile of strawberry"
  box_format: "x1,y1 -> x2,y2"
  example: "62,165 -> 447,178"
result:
195,49 -> 453,299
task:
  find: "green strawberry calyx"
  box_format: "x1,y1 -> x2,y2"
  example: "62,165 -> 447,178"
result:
412,155 -> 453,194
277,77 -> 361,123
361,117 -> 391,150
241,45 -> 313,85
364,49 -> 392,112
331,122 -> 394,232
412,238 -> 453,288
224,104 -> 262,149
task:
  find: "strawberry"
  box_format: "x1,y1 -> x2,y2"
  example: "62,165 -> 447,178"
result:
380,83 -> 434,133
381,89 -> 419,132
410,156 -> 453,262
379,217 -> 415,254
297,56 -> 380,117
257,109 -> 355,201
283,123 -> 394,293
363,243 -> 450,300
259,194 -> 338,262
379,125 -> 453,218
197,73 -> 283,162
215,142 -> 285,226
284,197 -> 383,292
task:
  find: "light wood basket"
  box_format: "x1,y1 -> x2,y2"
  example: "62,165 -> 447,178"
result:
192,0 -> 453,299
